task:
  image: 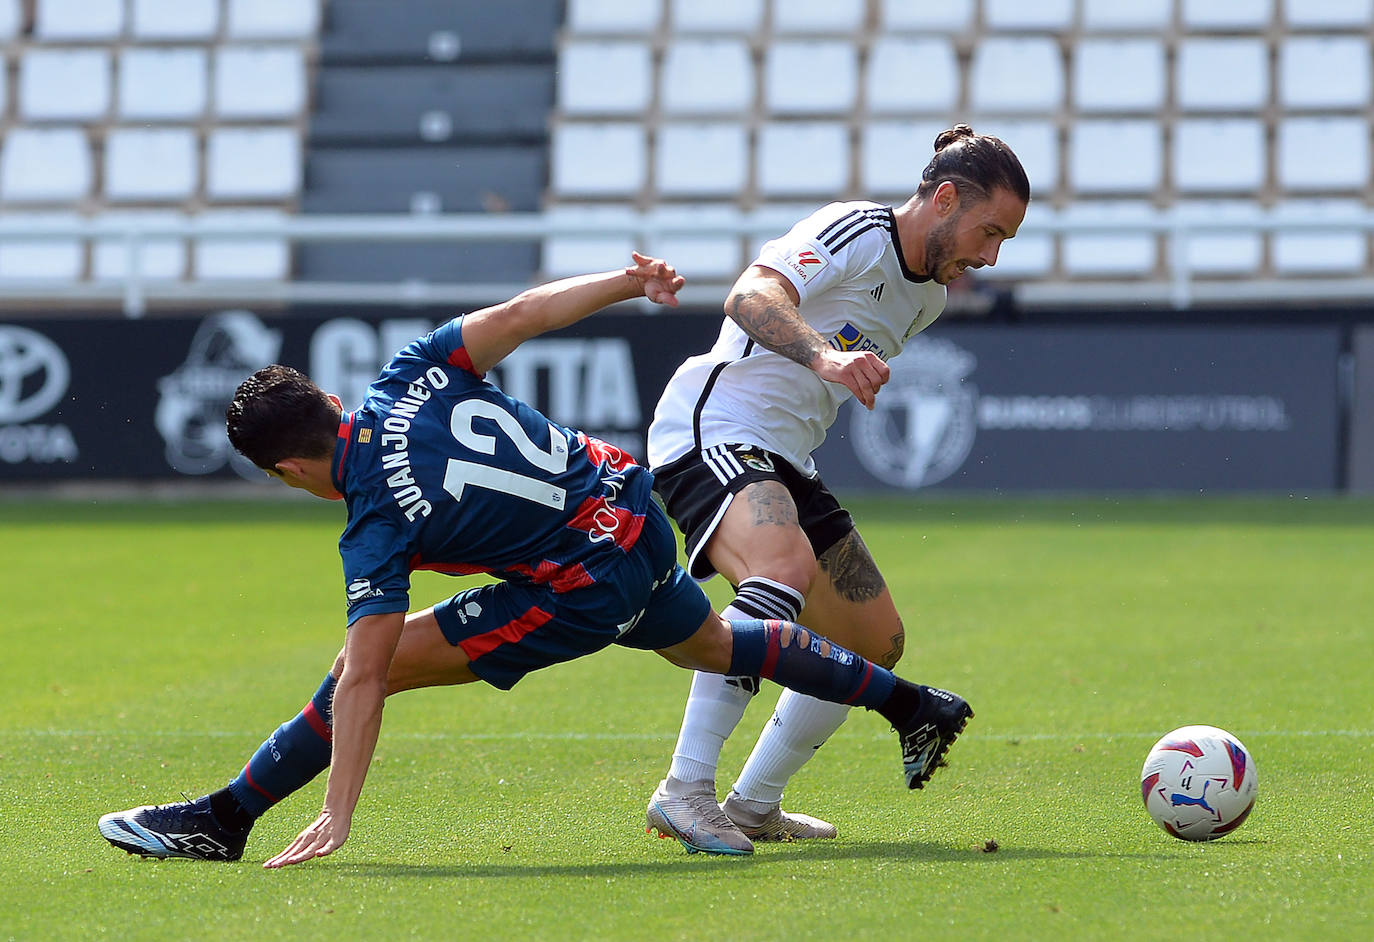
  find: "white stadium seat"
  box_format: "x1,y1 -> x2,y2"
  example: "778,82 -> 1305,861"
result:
0,0 -> 19,41
0,213 -> 83,281
104,128 -> 198,201
1080,0 -> 1172,31
768,0 -> 864,35
979,202 -> 1056,278
1279,37 -> 1370,109
551,123 -> 646,196
1060,202 -> 1158,275
866,38 -> 958,114
215,46 -> 308,118
1173,119 -> 1266,193
656,122 -> 749,196
1174,201 -> 1264,275
1176,39 -> 1268,112
1277,117 -> 1369,191
225,0 -> 320,39
1073,40 -> 1165,113
983,0 -> 1073,30
0,128 -> 91,202
645,205 -> 743,280
880,0 -> 973,33
765,41 -> 857,115
540,205 -> 637,278
20,49 -> 111,121
1272,201 -> 1365,273
35,0 -> 124,39
92,210 -> 190,281
119,48 -> 209,120
755,122 -> 849,196
1181,0 -> 1273,29
558,41 -> 653,115
973,119 -> 1059,197
568,0 -> 659,33
860,120 -> 949,195
660,39 -> 754,115
1282,0 -> 1373,27
131,0 -> 220,39
970,38 -> 1063,113
670,0 -> 762,33
206,128 -> 302,200
1069,120 -> 1161,194
194,209 -> 291,280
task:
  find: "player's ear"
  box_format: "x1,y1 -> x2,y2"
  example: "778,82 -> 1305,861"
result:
273,458 -> 303,481
934,180 -> 960,217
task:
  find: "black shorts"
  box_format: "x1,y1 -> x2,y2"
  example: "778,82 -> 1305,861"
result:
652,443 -> 854,580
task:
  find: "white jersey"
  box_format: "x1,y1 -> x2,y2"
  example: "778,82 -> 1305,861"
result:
648,200 -> 947,476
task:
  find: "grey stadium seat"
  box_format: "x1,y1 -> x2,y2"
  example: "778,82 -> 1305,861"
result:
297,147 -> 544,282
320,0 -> 559,64
309,65 -> 552,146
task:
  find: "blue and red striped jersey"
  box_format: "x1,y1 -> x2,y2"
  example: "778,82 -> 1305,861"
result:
331,316 -> 652,625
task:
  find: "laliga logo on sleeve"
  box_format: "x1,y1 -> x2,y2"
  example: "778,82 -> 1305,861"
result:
784,247 -> 828,285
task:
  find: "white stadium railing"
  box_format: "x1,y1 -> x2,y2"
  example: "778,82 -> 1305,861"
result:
3,210 -> 1374,316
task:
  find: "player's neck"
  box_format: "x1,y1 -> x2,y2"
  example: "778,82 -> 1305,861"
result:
892,197 -> 930,277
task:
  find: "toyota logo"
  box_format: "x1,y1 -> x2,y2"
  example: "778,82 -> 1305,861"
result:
0,326 -> 70,424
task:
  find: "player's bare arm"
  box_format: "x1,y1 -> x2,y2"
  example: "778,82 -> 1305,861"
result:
460,252 -> 684,374
264,610 -> 405,869
725,265 -> 890,409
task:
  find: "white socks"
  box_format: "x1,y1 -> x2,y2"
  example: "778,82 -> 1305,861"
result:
666,670 -> 756,786
731,690 -> 851,808
665,576 -> 805,788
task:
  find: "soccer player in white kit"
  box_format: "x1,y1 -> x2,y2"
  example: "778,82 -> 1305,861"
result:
644,125 -> 1030,854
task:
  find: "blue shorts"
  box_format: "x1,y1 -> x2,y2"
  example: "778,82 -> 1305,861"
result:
432,501 -> 711,690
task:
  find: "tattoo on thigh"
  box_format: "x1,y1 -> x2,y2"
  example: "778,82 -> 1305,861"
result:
746,482 -> 799,528
817,531 -> 886,603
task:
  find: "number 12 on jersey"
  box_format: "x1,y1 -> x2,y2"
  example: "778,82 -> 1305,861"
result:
441,399 -> 568,510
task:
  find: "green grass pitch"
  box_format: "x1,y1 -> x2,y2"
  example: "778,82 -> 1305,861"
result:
1,496 -> 1371,941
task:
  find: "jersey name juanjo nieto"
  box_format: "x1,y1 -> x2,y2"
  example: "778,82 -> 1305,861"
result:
647,200 -> 948,477
331,316 -> 654,625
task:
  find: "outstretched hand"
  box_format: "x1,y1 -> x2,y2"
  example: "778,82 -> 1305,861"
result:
263,809 -> 349,869
627,251 -> 685,307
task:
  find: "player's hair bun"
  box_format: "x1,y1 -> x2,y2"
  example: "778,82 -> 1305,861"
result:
934,124 -> 976,152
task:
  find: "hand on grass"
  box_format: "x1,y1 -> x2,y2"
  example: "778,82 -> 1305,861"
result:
263,809 -> 350,869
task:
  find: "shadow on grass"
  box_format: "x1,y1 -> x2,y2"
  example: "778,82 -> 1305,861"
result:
331,839 -> 1179,879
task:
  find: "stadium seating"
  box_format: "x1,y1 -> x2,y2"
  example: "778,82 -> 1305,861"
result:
0,0 -> 316,285
4,0 -> 1374,302
544,0 -> 1374,296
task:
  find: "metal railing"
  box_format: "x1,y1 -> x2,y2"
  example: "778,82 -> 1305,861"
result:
2,209 -> 1374,316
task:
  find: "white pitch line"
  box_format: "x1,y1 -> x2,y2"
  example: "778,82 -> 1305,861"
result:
4,728 -> 1373,742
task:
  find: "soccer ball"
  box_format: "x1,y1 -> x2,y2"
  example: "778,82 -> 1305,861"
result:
1140,725 -> 1258,841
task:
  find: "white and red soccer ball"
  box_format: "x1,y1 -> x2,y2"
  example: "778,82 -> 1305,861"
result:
1141,725 -> 1258,841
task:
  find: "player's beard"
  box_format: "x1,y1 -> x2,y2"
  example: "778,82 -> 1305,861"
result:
923,214 -> 961,284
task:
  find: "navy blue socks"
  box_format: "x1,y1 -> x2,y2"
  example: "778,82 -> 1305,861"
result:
215,673 -> 337,829
726,618 -> 898,712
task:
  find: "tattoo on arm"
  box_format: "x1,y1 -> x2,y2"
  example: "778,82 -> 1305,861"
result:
726,287 -> 826,368
817,531 -> 886,604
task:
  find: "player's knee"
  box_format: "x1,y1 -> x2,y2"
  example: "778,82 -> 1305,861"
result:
747,549 -> 817,597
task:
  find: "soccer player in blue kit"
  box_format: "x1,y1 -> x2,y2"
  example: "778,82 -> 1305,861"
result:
97,252 -> 972,868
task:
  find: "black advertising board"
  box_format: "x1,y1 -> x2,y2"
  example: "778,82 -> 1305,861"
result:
813,325 -> 1343,492
0,312 -> 1344,492
0,308 -> 717,484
